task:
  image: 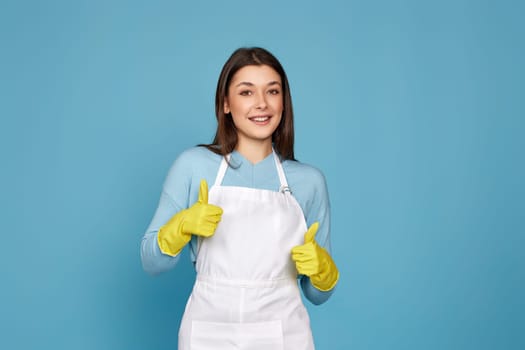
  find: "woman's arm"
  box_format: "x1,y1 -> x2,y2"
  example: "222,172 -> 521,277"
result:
140,149 -> 195,275
140,191 -> 185,275
140,147 -> 221,275
287,161 -> 338,304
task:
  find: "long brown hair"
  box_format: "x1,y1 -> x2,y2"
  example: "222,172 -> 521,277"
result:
201,47 -> 296,160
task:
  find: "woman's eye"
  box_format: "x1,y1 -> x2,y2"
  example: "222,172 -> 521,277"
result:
239,90 -> 252,96
268,89 -> 280,95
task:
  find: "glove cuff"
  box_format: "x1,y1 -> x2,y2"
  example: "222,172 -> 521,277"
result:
157,211 -> 191,256
311,269 -> 339,291
310,248 -> 340,291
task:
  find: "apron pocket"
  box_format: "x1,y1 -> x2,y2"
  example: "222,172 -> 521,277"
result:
191,319 -> 284,350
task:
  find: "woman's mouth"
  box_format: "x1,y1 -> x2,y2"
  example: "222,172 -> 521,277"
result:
249,116 -> 271,125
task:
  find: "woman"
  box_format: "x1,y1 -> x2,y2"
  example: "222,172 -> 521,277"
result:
141,47 -> 339,349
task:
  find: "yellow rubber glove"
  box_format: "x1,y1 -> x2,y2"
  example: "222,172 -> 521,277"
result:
291,222 -> 339,291
157,179 -> 223,256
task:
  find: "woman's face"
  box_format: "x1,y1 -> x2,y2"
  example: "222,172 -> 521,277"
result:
224,64 -> 283,148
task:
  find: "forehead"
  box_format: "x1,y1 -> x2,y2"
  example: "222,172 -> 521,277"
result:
230,65 -> 281,86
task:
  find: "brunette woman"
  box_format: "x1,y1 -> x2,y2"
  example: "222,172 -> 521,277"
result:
141,47 -> 339,349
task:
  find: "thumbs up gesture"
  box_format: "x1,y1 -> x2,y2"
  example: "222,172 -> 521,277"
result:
291,222 -> 339,291
157,180 -> 223,256
181,179 -> 223,237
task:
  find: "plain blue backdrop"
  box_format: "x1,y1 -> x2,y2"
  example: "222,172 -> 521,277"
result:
1,0 -> 523,349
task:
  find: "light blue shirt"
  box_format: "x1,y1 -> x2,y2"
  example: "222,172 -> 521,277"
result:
141,146 -> 335,304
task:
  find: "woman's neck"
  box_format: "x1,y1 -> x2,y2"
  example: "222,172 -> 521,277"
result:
235,139 -> 273,164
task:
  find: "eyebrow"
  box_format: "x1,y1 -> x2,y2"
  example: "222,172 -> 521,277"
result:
234,81 -> 282,88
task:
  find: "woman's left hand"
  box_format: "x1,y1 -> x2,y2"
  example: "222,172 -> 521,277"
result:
291,222 -> 339,291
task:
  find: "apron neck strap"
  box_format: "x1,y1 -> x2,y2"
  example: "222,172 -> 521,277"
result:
213,150 -> 290,191
272,151 -> 289,191
214,154 -> 231,187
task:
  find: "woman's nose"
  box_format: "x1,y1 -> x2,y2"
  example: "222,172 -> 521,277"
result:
255,91 -> 267,109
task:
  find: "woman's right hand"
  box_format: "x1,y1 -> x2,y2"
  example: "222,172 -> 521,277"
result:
157,180 -> 223,256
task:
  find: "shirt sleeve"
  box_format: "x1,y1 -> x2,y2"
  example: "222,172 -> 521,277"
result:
301,275 -> 336,305
140,149 -> 195,275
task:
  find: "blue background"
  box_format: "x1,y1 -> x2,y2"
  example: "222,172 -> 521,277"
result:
1,0 -> 524,349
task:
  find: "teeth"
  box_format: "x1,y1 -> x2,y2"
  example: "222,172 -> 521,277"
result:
252,117 -> 269,122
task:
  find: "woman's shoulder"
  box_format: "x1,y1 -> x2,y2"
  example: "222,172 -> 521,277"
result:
169,146 -> 222,172
165,146 -> 222,181
175,145 -> 222,164
282,159 -> 330,216
282,159 -> 328,192
283,159 -> 326,182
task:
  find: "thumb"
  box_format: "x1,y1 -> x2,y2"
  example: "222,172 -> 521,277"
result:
198,179 -> 208,204
304,222 -> 319,244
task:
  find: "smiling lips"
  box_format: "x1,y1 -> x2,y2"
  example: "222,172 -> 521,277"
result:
249,115 -> 272,125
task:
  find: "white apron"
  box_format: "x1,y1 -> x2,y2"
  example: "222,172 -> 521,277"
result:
178,152 -> 315,350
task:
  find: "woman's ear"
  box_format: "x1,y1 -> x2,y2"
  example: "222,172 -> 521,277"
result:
224,98 -> 230,114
